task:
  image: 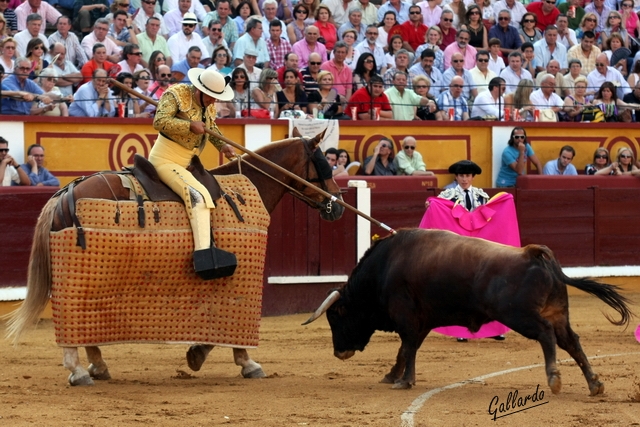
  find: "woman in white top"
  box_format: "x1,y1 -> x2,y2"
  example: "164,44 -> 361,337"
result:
35,68 -> 69,117
443,0 -> 467,30
251,68 -> 278,116
133,69 -> 154,117
627,60 -> 640,88
377,11 -> 398,53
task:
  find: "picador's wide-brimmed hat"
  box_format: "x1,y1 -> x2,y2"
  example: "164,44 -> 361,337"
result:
188,68 -> 234,101
448,160 -> 482,176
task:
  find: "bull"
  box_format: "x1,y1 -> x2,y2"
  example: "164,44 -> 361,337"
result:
303,229 -> 633,395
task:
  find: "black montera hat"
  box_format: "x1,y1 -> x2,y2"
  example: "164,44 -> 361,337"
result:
448,160 -> 482,175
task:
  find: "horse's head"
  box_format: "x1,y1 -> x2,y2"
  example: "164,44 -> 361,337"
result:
291,128 -> 344,222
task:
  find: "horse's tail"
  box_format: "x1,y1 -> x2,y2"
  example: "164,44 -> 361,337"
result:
529,245 -> 634,327
4,196 -> 58,345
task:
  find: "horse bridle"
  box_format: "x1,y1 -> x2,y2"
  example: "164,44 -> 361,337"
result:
236,138 -> 337,213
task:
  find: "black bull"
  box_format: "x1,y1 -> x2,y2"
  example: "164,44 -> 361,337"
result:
304,229 -> 633,395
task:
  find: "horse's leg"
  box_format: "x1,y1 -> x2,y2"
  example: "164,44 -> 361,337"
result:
86,346 -> 111,380
186,344 -> 214,371
233,348 -> 266,378
63,347 -> 94,386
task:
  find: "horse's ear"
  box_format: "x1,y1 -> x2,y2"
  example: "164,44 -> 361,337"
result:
308,129 -> 326,149
292,127 -> 302,138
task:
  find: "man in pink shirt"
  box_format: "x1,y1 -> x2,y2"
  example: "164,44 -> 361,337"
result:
321,41 -> 353,100
443,29 -> 477,69
16,0 -> 61,33
292,25 -> 327,68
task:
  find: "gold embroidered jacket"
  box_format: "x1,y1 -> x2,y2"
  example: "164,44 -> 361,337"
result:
153,84 -> 225,150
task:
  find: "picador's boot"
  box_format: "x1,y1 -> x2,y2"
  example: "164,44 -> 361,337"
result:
194,244 -> 237,280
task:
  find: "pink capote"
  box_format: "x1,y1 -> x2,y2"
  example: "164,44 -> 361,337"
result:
635,324 -> 640,343
419,192 -> 520,339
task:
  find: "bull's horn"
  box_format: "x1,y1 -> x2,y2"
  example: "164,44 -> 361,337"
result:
301,290 -> 341,325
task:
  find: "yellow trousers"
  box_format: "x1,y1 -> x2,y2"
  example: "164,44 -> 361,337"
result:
149,134 -> 215,251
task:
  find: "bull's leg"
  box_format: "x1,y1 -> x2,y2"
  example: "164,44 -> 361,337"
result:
389,331 -> 428,390
86,346 -> 111,380
554,322 -> 604,396
233,348 -> 266,378
187,344 -> 214,371
63,347 -> 94,386
381,345 -> 406,384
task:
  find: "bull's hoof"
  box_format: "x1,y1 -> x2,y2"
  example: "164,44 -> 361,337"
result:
589,375 -> 604,396
88,364 -> 111,380
548,373 -> 562,394
69,373 -> 95,386
392,380 -> 413,390
242,367 -> 266,379
380,374 -> 398,384
186,346 -> 207,372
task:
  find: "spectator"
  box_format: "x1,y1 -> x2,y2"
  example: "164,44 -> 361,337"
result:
613,146 -> 640,175
0,19 -> 9,46
487,37 -> 505,75
276,53 -> 302,85
250,68 -> 278,117
164,0 -> 198,37
587,54 -> 630,99
543,145 -> 578,176
620,0 -> 638,39
80,43 -> 116,84
500,51 -> 531,95
266,19 -> 291,71
230,67 -> 250,114
15,13 -> 49,58
69,69 -> 116,117
437,75 -> 469,121
383,48 -> 417,90
148,64 -> 171,100
504,78 -> 535,121
576,13 -> 599,43
1,56 -> 53,115
276,68 -> 308,116
324,147 -> 348,177
133,0 -> 169,39
201,20 -> 229,61
105,0 -> 132,23
443,0 -> 464,29
525,0 -> 559,33
417,0 -> 442,28
443,29 -> 477,70
35,67 -> 70,116
364,136 -> 397,176
623,79 -> 640,122
237,48 -> 262,90
167,13 -> 209,64
259,0 -> 288,43
352,52 -> 379,93
530,74 -> 563,120
492,0 -> 526,29
291,24 -> 328,68
520,41 -> 536,76
562,75 -> 588,121
394,136 -> 434,176
307,70 -> 348,119
26,38 -> 48,79
496,127 -> 542,188
414,26 -> 445,73
117,43 -> 144,75
347,74 -> 393,120
148,50 -> 167,81
233,1 -> 257,37
81,18 -> 122,62
233,18 -> 270,68
518,12 -> 542,45
111,71 -> 136,116
377,10 -> 399,53
471,76 -> 506,119
171,46 -> 204,83
489,9 -> 521,56
558,0 -> 585,31
0,2 -> 17,36
301,52 -> 322,94
20,144 -> 59,186
413,75 -> 444,120
536,59 -> 568,98
338,8 -> 366,44
314,5 -> 338,52
335,28 -> 359,70
0,136 -> 30,186
556,14 -> 577,50
377,0 -> 411,26
603,33 -> 629,78
109,9 -> 138,48
336,149 -> 351,170
567,30 -> 600,76
585,147 -> 615,175
385,70 -> 436,121
355,24 -> 386,75
385,34 -> 404,69
48,15 -> 88,68
441,52 -> 476,100
322,41 -> 353,101
409,49 -> 444,96
460,5 -> 487,51
593,80 -> 640,121
534,25 -> 568,74
353,0 -> 377,27
397,4 -> 428,53
137,18 -> 171,68
583,0 -> 610,34
132,68 -> 155,117
16,0 -> 60,34
207,45 -> 233,75
49,42 -> 82,97
437,10 -> 457,51
470,49 -> 496,93
287,3 -> 309,45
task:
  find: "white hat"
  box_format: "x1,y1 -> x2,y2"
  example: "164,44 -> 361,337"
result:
188,68 -> 234,101
181,12 -> 198,25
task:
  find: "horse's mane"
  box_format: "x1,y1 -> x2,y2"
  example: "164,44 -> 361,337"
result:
211,138 -> 300,176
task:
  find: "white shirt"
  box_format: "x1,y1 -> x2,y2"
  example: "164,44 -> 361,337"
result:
492,0 -> 527,27
133,11 -> 169,37
2,165 -> 19,186
162,0 -> 208,21
81,32 -> 122,59
500,66 -> 532,94
14,31 -> 49,58
587,67 -> 631,97
488,55 -> 505,76
51,60 -> 80,97
529,88 -> 563,109
168,31 -> 210,63
471,90 -> 505,118
117,60 -> 144,75
557,29 -> 577,49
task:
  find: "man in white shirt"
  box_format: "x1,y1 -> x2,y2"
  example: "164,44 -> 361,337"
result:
529,74 -> 563,118
49,43 -> 82,97
533,25 -> 568,74
163,0 -> 208,22
470,50 -> 497,93
233,18 -> 270,68
555,14 -> 576,49
167,12 -> 210,63
500,51 -> 532,94
587,53 -> 631,98
14,13 -> 49,57
471,76 -> 506,119
81,18 -> 122,62
324,0 -> 355,27
48,15 -> 88,67
260,0 -> 288,42
165,0 -> 205,37
488,38 -> 506,75
0,137 -> 30,187
133,0 -> 169,38
355,25 -> 386,74
492,0 -> 526,27
350,0 -> 378,26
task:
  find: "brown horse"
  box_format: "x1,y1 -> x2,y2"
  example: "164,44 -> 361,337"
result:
5,131 -> 344,386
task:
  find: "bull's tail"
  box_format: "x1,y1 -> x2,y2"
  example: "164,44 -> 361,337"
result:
528,245 -> 633,327
4,196 -> 58,345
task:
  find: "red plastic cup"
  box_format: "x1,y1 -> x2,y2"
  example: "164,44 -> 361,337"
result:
351,106 -> 357,120
117,102 -> 125,118
504,108 -> 510,121
514,108 -> 521,121
534,109 -> 540,122
374,106 -> 381,120
448,107 -> 455,120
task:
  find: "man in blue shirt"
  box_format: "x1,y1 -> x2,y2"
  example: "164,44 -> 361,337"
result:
488,10 -> 522,57
171,46 -> 205,83
20,144 -> 60,187
543,145 -> 578,175
0,57 -> 49,115
68,68 -> 116,117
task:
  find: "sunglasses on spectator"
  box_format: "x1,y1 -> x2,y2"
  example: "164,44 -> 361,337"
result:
183,24 -> 196,28
159,73 -> 171,77
414,85 -> 427,89
523,19 -> 535,23
380,144 -> 391,148
4,45 -> 16,49
442,18 -> 453,22
596,63 -> 606,66
595,155 -> 608,159
17,66 -> 31,71
409,11 -> 421,15
470,11 -> 480,15
364,59 -> 374,63
498,17 -> 510,21
622,3 -> 633,6
119,3 -> 130,7
309,61 -> 322,65
513,135 -> 526,139
477,58 -> 489,62
403,145 -> 415,150
366,32 -> 378,35
210,28 -> 222,31
0,148 -> 9,153
156,56 -> 166,61
544,0 -> 555,4
585,18 -> 596,22
142,0 -> 156,3
130,52 -> 142,56
452,60 -> 464,63
295,9 -> 307,13
620,154 -> 632,158
216,53 -> 228,57
451,84 -> 463,88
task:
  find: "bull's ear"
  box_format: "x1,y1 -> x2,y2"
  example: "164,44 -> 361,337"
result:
292,127 -> 302,138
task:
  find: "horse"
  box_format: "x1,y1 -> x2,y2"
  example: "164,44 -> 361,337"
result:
5,130 -> 345,386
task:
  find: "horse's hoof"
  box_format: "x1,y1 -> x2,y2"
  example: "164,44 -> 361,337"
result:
186,346 -> 206,372
392,381 -> 412,390
589,375 -> 604,396
88,364 -> 111,380
548,373 -> 562,394
69,373 -> 95,386
242,367 -> 266,379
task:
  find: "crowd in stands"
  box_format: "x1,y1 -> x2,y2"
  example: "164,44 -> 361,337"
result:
2,0 -> 640,120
